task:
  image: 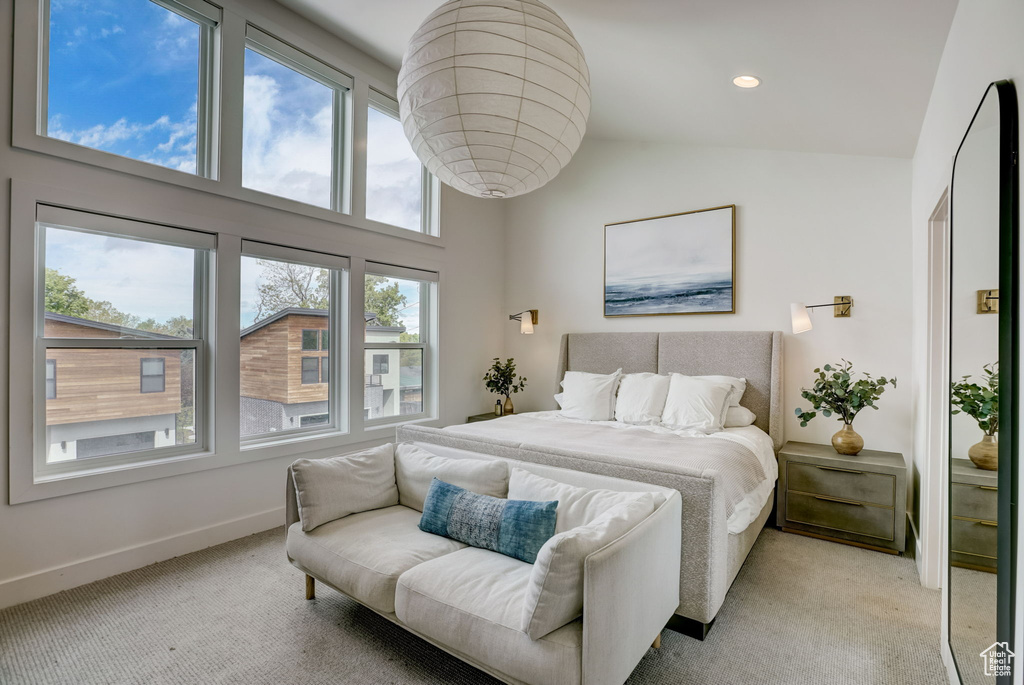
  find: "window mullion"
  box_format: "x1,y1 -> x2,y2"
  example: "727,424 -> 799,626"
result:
43,338 -> 200,349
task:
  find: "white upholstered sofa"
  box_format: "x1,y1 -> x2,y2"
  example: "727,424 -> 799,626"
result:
285,442 -> 682,685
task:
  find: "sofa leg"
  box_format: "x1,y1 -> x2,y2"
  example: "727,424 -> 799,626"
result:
305,574 -> 315,600
666,614 -> 714,641
652,634 -> 662,649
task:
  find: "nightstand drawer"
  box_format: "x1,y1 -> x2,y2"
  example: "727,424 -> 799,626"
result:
787,462 -> 896,507
951,517 -> 999,559
786,491 -> 895,541
951,483 -> 998,522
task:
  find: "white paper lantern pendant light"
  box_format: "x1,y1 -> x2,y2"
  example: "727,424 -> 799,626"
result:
398,0 -> 591,199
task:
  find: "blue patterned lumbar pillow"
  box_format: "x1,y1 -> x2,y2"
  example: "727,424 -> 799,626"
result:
419,477 -> 557,564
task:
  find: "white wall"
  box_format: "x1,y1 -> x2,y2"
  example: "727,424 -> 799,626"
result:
908,0 -> 1024,679
502,140 -> 913,460
0,0 -> 505,608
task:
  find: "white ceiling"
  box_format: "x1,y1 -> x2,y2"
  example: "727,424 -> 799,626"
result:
276,0 -> 958,158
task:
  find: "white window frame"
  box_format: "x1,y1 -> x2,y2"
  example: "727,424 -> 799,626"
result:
36,0 -> 221,178
31,204 -> 215,482
12,0 -> 444,247
243,25 -> 354,213
366,90 -> 441,236
239,240 -> 351,448
362,262 -> 438,428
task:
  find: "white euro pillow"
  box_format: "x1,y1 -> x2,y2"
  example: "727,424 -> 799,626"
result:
614,372 -> 670,425
521,493 -> 657,639
290,443 -> 398,532
661,374 -> 734,433
724,405 -> 757,427
394,443 -> 509,512
557,369 -> 622,421
508,467 -> 653,533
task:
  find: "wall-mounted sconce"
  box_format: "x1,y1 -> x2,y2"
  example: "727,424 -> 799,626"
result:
977,289 -> 999,314
790,296 -> 853,334
510,309 -> 538,335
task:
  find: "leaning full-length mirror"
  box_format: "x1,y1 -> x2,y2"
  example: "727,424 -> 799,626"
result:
948,80 -> 1018,685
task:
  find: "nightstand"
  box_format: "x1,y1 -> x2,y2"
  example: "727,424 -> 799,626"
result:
467,412 -> 503,423
777,441 -> 907,554
950,458 -> 998,572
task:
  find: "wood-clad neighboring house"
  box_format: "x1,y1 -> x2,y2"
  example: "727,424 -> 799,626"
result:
43,313 -> 187,462
44,314 -> 183,425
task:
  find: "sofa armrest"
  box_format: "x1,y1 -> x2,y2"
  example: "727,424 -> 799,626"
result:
581,491 -> 682,685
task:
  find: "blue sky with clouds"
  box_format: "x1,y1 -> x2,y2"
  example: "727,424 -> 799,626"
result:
45,1 -> 427,327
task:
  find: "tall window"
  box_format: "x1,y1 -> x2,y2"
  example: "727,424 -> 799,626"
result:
45,0 -> 219,175
45,360 -> 57,400
239,242 -> 348,440
37,206 -> 211,471
242,26 -> 351,210
366,92 -> 429,232
140,358 -> 166,393
364,265 -> 437,421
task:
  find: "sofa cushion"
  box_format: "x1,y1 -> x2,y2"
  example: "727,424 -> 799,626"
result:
420,478 -> 557,563
508,467 -> 651,533
522,494 -> 657,640
395,548 -> 582,685
290,444 -> 398,532
286,505 -> 465,613
395,443 -> 509,512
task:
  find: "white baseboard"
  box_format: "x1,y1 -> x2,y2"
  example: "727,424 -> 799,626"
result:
0,506 -> 285,610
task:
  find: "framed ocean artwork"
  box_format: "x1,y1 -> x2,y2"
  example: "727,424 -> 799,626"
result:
604,205 -> 735,317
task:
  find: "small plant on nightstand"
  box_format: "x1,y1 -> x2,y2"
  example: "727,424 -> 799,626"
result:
795,360 -> 897,456
951,362 -> 999,470
483,358 -> 527,415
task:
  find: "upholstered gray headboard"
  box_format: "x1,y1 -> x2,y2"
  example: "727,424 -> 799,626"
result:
555,331 -> 784,451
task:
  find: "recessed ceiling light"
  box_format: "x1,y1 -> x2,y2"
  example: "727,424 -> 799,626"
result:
733,75 -> 761,88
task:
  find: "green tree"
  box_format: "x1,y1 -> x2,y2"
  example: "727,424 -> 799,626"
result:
399,332 -> 420,366
254,260 -> 330,320
44,268 -> 91,317
364,275 -> 407,327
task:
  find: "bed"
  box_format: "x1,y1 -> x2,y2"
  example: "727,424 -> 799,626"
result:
397,330 -> 784,639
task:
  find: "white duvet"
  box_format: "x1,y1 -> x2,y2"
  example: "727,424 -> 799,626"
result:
448,411 -> 778,534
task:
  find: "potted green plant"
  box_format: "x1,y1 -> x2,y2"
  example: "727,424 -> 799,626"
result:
795,360 -> 897,455
483,357 -> 527,415
951,362 -> 999,470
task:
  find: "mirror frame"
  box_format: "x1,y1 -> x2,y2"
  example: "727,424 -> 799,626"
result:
948,79 -> 1019,685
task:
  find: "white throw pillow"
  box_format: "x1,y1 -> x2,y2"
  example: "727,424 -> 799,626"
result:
508,467 -> 650,533
661,374 -> 733,433
557,369 -> 622,421
694,375 -> 746,407
521,494 -> 657,639
290,444 -> 398,532
614,372 -> 670,425
394,443 -> 509,512
724,405 -> 757,428
694,375 -> 747,425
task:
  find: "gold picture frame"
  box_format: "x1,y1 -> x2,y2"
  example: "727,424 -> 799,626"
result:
604,204 -> 736,317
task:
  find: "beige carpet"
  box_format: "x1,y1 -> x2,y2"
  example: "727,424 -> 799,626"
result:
0,527 -> 946,685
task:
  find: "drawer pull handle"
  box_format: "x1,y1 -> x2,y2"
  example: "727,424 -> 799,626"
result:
978,520 -> 998,527
814,494 -> 863,506
817,466 -> 864,475
978,486 -> 998,491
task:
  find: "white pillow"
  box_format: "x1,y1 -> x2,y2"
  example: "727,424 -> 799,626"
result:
661,374 -> 733,433
557,369 -> 622,421
508,467 -> 650,533
694,375 -> 747,425
614,373 -> 670,425
290,444 -> 398,532
394,443 -> 509,512
521,494 -> 657,639
724,405 -> 757,428
694,375 -> 746,407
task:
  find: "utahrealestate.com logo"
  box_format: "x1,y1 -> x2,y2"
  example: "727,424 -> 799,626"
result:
980,642 -> 1015,678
